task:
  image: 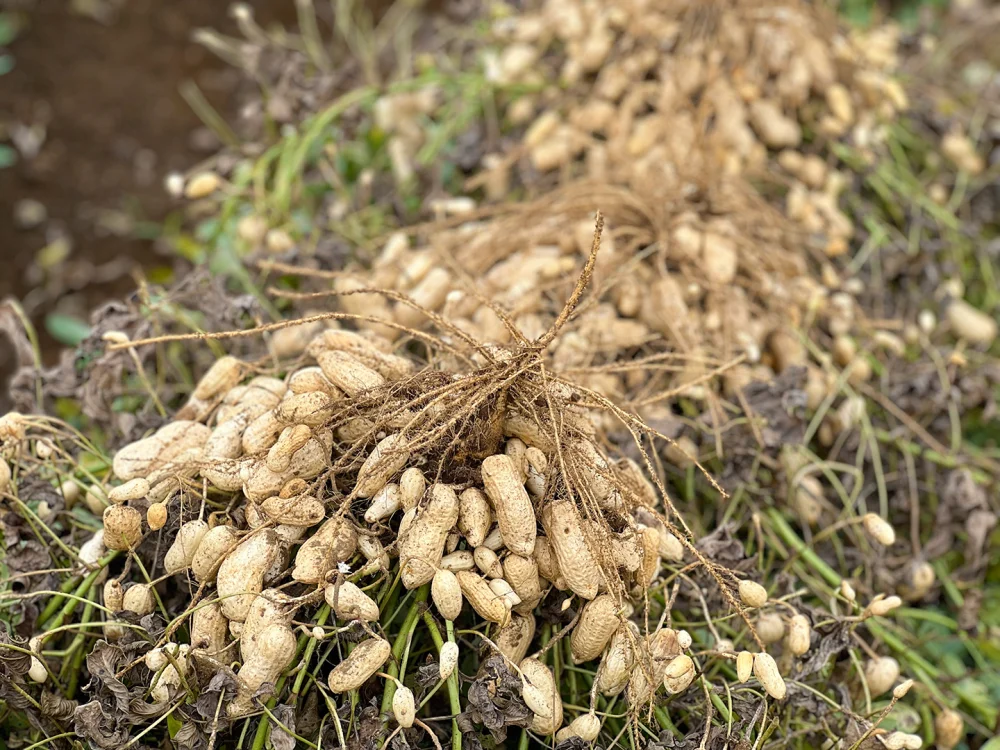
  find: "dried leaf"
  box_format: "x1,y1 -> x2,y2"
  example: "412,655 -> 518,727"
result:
173,721 -> 209,750
797,623 -> 851,678
193,669 -> 238,721
416,659 -> 440,690
40,691 -> 78,721
0,631 -> 32,677
460,655 -> 532,743
270,704 -> 297,750
74,701 -> 130,749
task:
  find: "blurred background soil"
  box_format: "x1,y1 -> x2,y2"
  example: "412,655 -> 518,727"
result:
0,0 -> 292,378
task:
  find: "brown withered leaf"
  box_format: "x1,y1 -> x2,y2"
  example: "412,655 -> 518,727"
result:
797,623 -> 852,679
173,721 -> 210,750
41,691 -> 78,722
731,366 -> 808,455
416,657 -> 441,690
84,641 -> 141,714
270,704 -> 297,750
695,523 -> 747,568
74,701 -> 131,749
345,700 -> 383,750
648,731 -> 698,750
193,668 -> 238,721
459,655 -> 532,743
0,631 -> 32,678
295,690 -> 321,741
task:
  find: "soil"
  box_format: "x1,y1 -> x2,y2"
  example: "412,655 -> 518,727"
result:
0,0 -> 292,376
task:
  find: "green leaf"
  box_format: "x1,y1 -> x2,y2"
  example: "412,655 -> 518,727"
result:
167,712 -> 183,738
0,11 -> 21,46
0,54 -> 14,76
45,313 -> 91,346
0,144 -> 16,169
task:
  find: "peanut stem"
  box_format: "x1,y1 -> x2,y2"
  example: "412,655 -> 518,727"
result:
380,584 -> 429,721
763,509 -> 840,588
37,572 -> 87,627
64,589 -> 96,698
290,604 -> 331,704
423,613 -> 462,750
41,552 -> 118,632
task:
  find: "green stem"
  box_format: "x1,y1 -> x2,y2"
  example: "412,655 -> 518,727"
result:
65,591 -> 96,697
764,509 -> 840,588
41,553 -> 118,632
380,584 -> 429,720
654,707 -> 679,736
37,573 -> 85,627
291,604 -> 332,704
423,614 -> 462,750
250,621 -> 316,750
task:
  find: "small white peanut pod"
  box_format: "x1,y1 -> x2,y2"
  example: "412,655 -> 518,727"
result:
365,483 -> 402,523
753,652 -> 786,700
440,550 -> 476,572
325,581 -> 380,622
194,356 -> 244,401
240,590 -> 294,662
503,554 -> 542,613
736,651 -> 754,683
228,624 -> 296,717
398,467 -> 426,511
786,614 -> 812,656
107,478 -> 150,504
216,530 -> 281,622
662,654 -> 696,694
738,580 -> 768,608
191,525 -> 240,583
191,601 -> 230,656
520,657 -> 563,735
274,391 -> 335,427
398,484 -> 459,589
102,579 -> 125,641
458,488 -> 491,548
495,613 -> 536,665
266,424 -> 314,472
260,494 -> 325,527
557,713 -> 601,743
431,569 -> 464,621
392,685 -> 416,728
28,636 -> 47,683
317,350 -> 385,397
288,366 -> 341,397
474,546 -> 504,579
122,584 -> 156,616
456,570 -> 508,624
533,536 -> 565,589
327,637 -> 392,693
570,594 -> 619,664
489,578 -> 521,608
355,433 -> 410,498
541,501 -> 600,599
596,622 -> 637,696
242,411 -> 284,455
481,454 -> 536,556
292,517 -> 358,584
439,641 -> 459,680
